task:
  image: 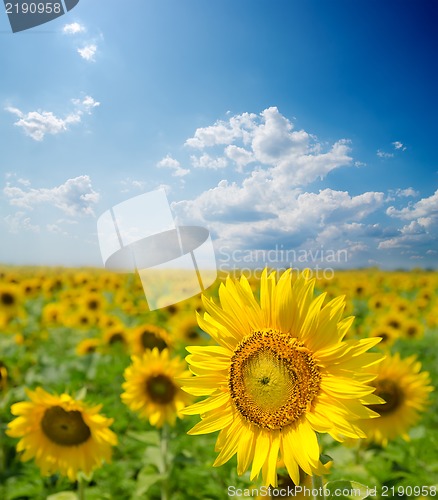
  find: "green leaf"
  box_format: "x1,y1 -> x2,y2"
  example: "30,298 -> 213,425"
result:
46,493 -> 78,500
133,465 -> 166,498
74,386 -> 87,401
126,430 -> 160,446
324,480 -> 372,499
320,453 -> 333,465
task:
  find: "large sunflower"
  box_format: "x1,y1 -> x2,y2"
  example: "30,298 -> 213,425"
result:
6,387 -> 117,481
179,269 -> 384,487
121,348 -> 193,428
361,352 -> 433,446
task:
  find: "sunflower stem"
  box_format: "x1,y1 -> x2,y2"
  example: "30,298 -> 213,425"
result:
311,474 -> 324,499
78,475 -> 86,500
160,424 -> 170,500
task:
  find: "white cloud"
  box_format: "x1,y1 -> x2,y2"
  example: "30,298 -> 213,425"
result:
72,95 -> 101,114
386,190 -> 438,220
379,190 -> 438,250
120,178 -> 147,193
63,22 -> 85,34
5,107 -> 80,141
157,155 -> 189,177
5,96 -> 99,141
190,153 -> 228,169
78,44 -> 97,62
185,112 -> 257,149
183,107 -> 352,185
225,145 -> 254,169
4,212 -> 40,233
3,175 -> 100,217
392,141 -> 406,151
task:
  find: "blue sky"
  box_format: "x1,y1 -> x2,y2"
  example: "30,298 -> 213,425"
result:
1,0 -> 437,270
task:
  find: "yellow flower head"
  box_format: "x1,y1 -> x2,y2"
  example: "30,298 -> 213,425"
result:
0,361 -> 8,391
121,348 -> 193,428
179,269 -> 384,487
129,324 -> 172,355
6,387 -> 117,481
361,352 -> 433,446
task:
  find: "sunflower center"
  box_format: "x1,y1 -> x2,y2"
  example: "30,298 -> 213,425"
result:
146,374 -> 176,404
1,292 -> 15,306
141,331 -> 167,351
186,329 -> 200,340
41,406 -> 91,446
369,379 -> 403,415
87,299 -> 99,310
109,332 -> 125,344
229,329 -> 321,430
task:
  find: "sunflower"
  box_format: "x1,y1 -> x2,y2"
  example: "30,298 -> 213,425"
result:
121,348 -> 193,428
169,315 -> 210,346
179,269 -> 384,487
79,292 -> 106,314
0,282 -> 22,321
42,302 -> 66,326
402,318 -> 424,340
6,387 -> 117,481
102,325 -> 129,347
129,324 -> 172,355
65,308 -> 98,329
76,338 -> 101,356
368,323 -> 400,347
0,361 -> 8,391
360,352 -> 433,446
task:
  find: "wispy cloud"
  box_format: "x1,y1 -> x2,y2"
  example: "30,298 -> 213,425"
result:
4,211 -> 40,233
77,44 -> 97,62
377,140 -> 407,158
5,95 -> 100,141
392,141 -> 407,151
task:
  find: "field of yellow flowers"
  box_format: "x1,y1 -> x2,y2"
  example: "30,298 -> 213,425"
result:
0,266 -> 437,499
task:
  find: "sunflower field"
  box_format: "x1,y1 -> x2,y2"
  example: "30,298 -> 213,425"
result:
0,265 -> 437,500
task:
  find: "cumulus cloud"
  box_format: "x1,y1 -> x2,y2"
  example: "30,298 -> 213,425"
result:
157,155 -> 189,177
63,22 -> 85,34
190,153 -> 228,169
173,172 -> 385,259
386,190 -> 438,220
3,175 -> 100,217
78,44 -> 97,61
5,96 -> 100,141
184,107 -> 352,185
162,107 -> 433,268
379,190 -> 438,250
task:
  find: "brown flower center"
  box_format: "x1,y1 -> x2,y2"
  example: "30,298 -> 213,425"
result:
229,329 -> 321,430
146,374 -> 176,404
141,331 -> 168,351
41,406 -> 91,446
368,379 -> 403,415
1,292 -> 15,306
